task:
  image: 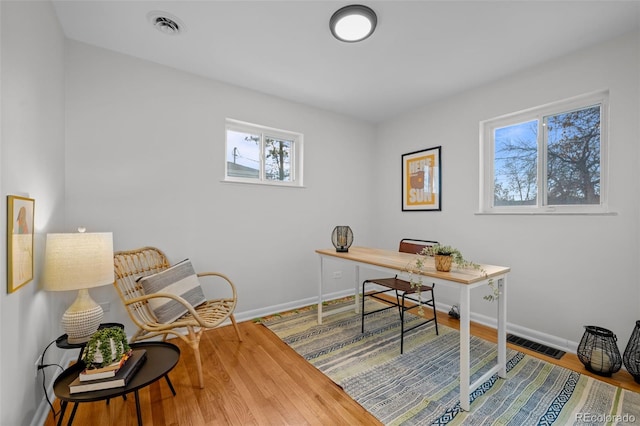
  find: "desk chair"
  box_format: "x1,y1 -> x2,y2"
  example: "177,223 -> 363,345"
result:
361,239 -> 439,353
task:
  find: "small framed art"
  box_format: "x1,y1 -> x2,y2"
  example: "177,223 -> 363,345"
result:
402,146 -> 441,211
7,195 -> 35,293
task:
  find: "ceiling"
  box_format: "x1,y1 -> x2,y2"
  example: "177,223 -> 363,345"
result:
51,1 -> 640,123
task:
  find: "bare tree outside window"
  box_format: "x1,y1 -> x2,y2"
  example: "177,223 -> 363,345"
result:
492,105 -> 601,208
494,120 -> 538,206
225,119 -> 302,187
265,137 -> 292,182
546,106 -> 600,205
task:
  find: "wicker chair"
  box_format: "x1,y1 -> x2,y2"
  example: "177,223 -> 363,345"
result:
113,247 -> 242,388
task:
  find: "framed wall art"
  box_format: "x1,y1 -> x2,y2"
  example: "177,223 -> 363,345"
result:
7,195 -> 35,293
402,146 -> 441,211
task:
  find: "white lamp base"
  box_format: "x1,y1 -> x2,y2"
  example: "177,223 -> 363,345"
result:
62,288 -> 104,343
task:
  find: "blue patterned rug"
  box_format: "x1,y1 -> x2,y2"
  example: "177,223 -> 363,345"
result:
261,299 -> 640,425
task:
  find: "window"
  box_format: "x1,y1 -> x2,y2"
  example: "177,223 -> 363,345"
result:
480,91 -> 608,214
225,119 -> 303,187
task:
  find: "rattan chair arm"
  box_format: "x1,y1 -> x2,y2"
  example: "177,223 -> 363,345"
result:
197,271 -> 238,299
124,292 -> 202,319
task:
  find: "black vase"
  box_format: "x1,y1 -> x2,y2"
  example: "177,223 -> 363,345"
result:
577,325 -> 622,377
623,320 -> 640,383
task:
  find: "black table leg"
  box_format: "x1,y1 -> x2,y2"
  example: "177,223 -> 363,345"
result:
134,389 -> 142,426
67,402 -> 79,426
164,374 -> 176,396
56,401 -> 68,426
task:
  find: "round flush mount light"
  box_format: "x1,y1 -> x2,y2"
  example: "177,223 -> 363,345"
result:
147,11 -> 185,35
330,4 -> 377,42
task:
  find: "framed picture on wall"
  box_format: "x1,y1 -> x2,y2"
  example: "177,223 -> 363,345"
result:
7,195 -> 35,293
402,146 -> 441,211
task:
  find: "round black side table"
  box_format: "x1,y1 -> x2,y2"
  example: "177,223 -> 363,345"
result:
53,341 -> 180,426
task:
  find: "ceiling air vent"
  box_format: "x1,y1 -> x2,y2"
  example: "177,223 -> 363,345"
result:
147,11 -> 185,35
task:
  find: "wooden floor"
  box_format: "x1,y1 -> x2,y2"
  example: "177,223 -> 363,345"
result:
44,305 -> 640,426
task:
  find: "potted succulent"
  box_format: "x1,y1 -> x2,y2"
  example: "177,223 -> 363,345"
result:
81,326 -> 131,369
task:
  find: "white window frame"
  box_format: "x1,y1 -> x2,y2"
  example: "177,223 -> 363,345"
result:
224,118 -> 304,187
479,91 -> 610,215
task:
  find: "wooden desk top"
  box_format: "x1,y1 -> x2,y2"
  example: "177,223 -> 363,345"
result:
316,246 -> 510,285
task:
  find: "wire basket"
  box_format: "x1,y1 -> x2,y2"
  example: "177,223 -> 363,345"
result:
623,320 -> 640,383
577,325 -> 622,377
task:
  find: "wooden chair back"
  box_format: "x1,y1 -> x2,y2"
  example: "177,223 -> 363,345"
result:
399,239 -> 438,255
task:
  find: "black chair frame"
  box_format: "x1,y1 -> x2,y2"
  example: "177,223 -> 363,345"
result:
361,239 -> 439,354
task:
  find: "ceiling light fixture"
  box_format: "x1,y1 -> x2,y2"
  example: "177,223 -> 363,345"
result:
330,4 -> 377,43
147,11 -> 185,36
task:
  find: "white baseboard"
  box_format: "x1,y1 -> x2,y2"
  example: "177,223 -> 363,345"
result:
438,302 -> 579,355
234,288 -> 355,323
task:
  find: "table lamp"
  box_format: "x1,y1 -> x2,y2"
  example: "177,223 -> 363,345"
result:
43,230 -> 114,343
331,226 -> 353,252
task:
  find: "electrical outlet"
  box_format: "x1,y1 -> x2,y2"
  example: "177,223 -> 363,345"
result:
332,271 -> 342,279
34,355 -> 42,378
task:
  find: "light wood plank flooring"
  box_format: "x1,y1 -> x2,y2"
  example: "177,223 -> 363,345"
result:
44,304 -> 640,425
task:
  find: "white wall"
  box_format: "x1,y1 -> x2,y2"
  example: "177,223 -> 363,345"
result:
0,1 -> 66,425
63,40 -> 377,326
373,31 -> 640,352
1,3 -> 637,424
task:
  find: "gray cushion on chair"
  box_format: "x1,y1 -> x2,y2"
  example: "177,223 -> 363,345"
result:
137,259 -> 206,323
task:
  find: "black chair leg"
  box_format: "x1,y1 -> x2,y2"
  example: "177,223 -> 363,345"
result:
431,288 -> 439,335
394,290 -> 403,319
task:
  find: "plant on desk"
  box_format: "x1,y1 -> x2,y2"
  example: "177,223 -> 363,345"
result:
82,326 -> 131,368
407,244 -> 499,310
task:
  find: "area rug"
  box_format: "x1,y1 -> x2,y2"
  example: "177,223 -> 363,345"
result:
261,299 -> 640,425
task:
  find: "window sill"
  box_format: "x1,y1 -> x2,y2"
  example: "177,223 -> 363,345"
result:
475,211 -> 618,216
221,179 -> 306,189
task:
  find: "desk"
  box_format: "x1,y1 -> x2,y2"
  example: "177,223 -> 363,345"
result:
316,246 -> 510,411
53,342 -> 180,426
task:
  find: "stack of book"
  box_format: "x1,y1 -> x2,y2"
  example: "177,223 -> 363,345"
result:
69,349 -> 147,394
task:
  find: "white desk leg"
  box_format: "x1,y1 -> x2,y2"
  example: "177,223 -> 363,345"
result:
355,265 -> 361,313
497,277 -> 507,377
459,285 -> 471,411
318,256 -> 324,325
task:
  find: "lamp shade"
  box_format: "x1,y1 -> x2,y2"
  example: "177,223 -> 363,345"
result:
43,232 -> 114,291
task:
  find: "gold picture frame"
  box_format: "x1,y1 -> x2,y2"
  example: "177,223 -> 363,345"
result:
7,195 -> 35,293
402,146 -> 441,211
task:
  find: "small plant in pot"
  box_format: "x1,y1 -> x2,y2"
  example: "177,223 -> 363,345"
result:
81,326 -> 131,369
408,244 -> 499,305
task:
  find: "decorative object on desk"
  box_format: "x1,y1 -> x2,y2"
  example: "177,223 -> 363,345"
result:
577,325 -> 622,376
401,146 -> 441,211
408,243 -> 499,302
331,226 -> 353,252
7,195 -> 35,293
43,229 -> 114,343
69,349 -> 147,393
623,320 -> 640,383
81,326 -> 131,374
